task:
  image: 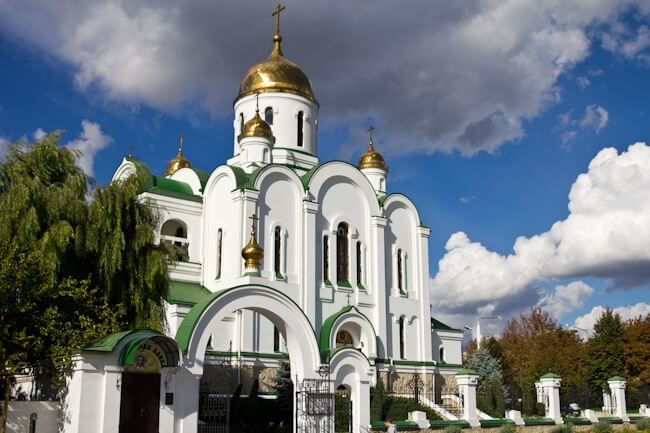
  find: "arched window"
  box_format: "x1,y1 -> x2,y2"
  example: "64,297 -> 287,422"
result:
273,326 -> 280,352
274,226 -> 282,276
397,248 -> 404,293
356,241 -> 363,287
297,111 -> 304,147
336,330 -> 354,347
399,317 -> 405,359
336,223 -> 349,282
439,346 -> 445,363
265,107 -> 273,125
216,228 -> 223,279
239,113 -> 244,133
323,235 -> 330,283
161,220 -> 189,261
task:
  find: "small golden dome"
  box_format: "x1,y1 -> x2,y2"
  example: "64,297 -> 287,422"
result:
358,136 -> 389,173
242,216 -> 264,270
236,7 -> 317,104
165,133 -> 192,176
238,108 -> 275,143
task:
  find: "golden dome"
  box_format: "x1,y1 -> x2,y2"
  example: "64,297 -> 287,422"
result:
242,216 -> 264,270
165,134 -> 192,176
236,23 -> 317,104
238,108 -> 275,143
358,136 -> 388,173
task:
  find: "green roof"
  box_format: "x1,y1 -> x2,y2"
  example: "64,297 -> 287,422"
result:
83,328 -> 163,353
540,372 -> 561,379
455,368 -> 479,376
318,305 -> 377,363
167,280 -> 211,305
191,168 -> 210,189
431,317 -> 463,333
608,375 -> 626,382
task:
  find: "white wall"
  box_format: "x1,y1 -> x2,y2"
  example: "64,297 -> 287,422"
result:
7,401 -> 60,433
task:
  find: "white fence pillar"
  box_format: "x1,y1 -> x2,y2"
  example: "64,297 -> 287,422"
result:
602,390 -> 613,414
608,376 -> 629,422
540,373 -> 563,424
535,382 -> 543,403
456,369 -> 480,428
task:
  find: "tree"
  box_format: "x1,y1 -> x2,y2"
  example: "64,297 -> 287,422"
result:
273,359 -> 293,430
624,315 -> 650,385
467,347 -> 508,417
370,377 -> 388,421
587,309 -> 626,391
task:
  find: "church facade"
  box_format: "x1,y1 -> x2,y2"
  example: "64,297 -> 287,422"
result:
63,8 -> 463,433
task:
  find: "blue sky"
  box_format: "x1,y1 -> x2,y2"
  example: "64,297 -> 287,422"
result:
1,1 -> 649,334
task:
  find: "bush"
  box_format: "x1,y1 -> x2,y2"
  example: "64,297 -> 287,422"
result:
383,396 -> 441,421
536,403 -> 546,417
500,423 -> 517,433
444,425 -> 463,433
593,421 -> 613,433
550,423 -> 574,433
636,418 -> 650,431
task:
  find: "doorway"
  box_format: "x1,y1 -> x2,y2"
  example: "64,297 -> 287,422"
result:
118,372 -> 161,433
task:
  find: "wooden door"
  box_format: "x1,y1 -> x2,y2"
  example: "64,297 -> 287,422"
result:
119,372 -> 161,433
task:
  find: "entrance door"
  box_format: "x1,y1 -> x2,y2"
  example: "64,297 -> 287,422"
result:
118,372 -> 161,433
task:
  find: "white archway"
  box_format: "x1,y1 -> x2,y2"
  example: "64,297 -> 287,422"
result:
330,349 -> 376,433
322,307 -> 378,360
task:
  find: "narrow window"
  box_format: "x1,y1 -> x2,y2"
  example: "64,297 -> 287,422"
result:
356,241 -> 362,287
239,113 -> 244,133
274,226 -> 282,276
336,223 -> 349,282
273,326 -> 280,352
439,347 -> 445,363
323,235 -> 330,283
399,317 -> 405,359
216,228 -> 223,279
265,107 -> 273,125
397,248 -> 403,292
297,111 -> 304,147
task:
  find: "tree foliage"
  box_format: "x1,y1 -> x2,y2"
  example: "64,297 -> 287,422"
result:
587,309 -> 626,389
624,315 -> 650,385
467,347 -> 507,417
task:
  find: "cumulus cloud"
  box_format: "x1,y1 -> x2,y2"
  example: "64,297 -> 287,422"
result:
558,104 -> 609,146
0,1 -> 647,156
537,281 -> 594,320
64,120 -> 113,177
580,105 -> 609,132
602,24 -> 650,62
33,128 -> 47,140
574,303 -> 650,338
431,142 -> 650,321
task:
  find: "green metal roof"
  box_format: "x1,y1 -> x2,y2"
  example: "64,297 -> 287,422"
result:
191,168 -> 210,189
608,375 -> 626,382
540,372 -> 561,379
431,317 -> 464,333
167,280 -> 211,305
83,328 -> 163,353
455,368 -> 479,376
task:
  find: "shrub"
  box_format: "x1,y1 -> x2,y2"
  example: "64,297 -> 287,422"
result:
636,418 -> 650,431
536,403 -> 546,417
383,396 -> 441,421
500,423 -> 517,433
444,425 -> 463,433
550,423 -> 574,433
593,421 -> 613,433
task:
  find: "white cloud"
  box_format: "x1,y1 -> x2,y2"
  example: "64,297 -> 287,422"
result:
33,128 -> 47,140
64,120 -> 113,177
558,104 -> 609,145
602,24 -> 650,61
574,303 -> 650,338
431,142 -> 650,320
0,136 -> 9,160
580,104 -> 609,133
0,1 -> 647,156
576,76 -> 591,89
537,281 -> 594,319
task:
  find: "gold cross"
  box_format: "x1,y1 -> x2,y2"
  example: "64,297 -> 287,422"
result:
272,4 -> 286,36
367,125 -> 375,138
249,213 -> 259,232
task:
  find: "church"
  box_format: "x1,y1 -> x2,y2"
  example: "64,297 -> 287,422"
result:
63,6 -> 464,433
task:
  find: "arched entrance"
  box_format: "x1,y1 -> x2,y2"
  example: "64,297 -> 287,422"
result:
174,284 -> 323,433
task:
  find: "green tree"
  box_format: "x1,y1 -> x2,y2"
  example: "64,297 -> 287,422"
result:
587,309 -> 626,391
273,359 -> 293,429
370,377 -> 388,421
467,347 -> 508,417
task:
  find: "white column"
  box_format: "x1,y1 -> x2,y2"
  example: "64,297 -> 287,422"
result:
175,368 -> 201,433
456,370 -> 480,428
352,379 -> 371,433
62,356 -> 107,433
535,382 -> 543,403
416,225 -> 431,362
540,373 -> 563,424
608,376 -> 629,422
302,200 -> 318,321
101,366 -> 123,433
371,216 -> 388,358
602,390 -> 612,414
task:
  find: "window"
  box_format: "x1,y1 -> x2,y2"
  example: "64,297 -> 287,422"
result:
265,107 -> 273,125
323,235 -> 330,283
439,347 -> 445,363
216,228 -> 223,279
273,326 -> 280,352
161,220 -> 189,261
397,248 -> 404,293
336,223 -> 349,282
297,111 -> 304,147
399,317 -> 405,359
356,241 -> 362,287
336,330 -> 353,347
239,113 -> 244,133
274,226 -> 282,276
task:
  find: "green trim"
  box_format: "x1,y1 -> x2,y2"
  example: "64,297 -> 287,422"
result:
299,160 -> 380,205
274,147 -> 317,158
275,272 -> 285,280
175,284 -> 318,355
431,317 -> 464,333
206,350 -> 289,360
83,328 -> 163,353
479,419 -> 515,427
597,417 -> 623,424
523,418 -> 556,426
427,420 -> 471,430
118,334 -> 180,367
226,165 -> 249,189
318,305 -> 378,355
167,280 -> 211,305
323,279 -> 332,287
146,187 -> 203,202
320,346 -> 372,365
190,168 -> 210,190
455,368 -> 479,376
540,372 -> 561,379
337,280 -> 352,288
438,362 -> 464,368
607,375 -> 625,382
244,271 -> 261,277
378,193 -> 422,225
357,282 -> 366,291
563,417 -> 592,425
374,358 -> 437,367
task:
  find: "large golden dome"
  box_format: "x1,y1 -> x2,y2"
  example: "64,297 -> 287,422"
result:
236,32 -> 317,105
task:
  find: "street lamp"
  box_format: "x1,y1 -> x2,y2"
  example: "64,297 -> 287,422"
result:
476,315 -> 502,349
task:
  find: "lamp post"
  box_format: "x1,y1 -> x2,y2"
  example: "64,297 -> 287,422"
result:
476,316 -> 502,349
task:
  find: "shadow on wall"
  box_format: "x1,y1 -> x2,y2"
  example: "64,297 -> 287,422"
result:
7,401 -> 60,433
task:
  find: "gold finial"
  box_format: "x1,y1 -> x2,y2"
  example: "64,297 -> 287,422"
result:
271,4 -> 286,57
164,132 -> 192,176
242,213 -> 264,274
358,125 -> 389,172
237,94 -> 275,143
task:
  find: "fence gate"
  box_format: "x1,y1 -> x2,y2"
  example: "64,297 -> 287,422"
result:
296,373 -> 333,433
198,351 -> 233,433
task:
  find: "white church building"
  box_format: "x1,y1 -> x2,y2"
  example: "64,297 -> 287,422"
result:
63,7 -> 464,433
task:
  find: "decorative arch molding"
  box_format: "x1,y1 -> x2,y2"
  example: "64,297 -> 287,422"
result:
111,160 -> 138,183
176,284 -> 321,380
319,306 -> 377,360
382,193 -> 422,227
203,165 -> 248,198
249,163 -> 305,196
168,167 -> 204,195
82,329 -> 181,368
329,347 -> 376,387
303,161 -> 382,216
